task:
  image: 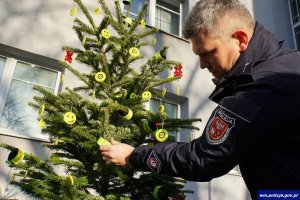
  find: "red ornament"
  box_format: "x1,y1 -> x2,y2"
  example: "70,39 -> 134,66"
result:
64,50 -> 73,63
174,65 -> 183,78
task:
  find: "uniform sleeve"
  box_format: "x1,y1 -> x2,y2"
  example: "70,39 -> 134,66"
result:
129,105 -> 259,181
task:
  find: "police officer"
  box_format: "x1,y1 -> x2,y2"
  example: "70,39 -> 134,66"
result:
100,0 -> 300,198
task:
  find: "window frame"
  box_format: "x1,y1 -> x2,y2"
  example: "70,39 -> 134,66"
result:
0,43 -> 62,142
289,0 -> 300,50
124,0 -> 183,37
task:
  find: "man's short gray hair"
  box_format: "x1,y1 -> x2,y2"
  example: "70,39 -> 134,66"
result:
183,0 -> 255,39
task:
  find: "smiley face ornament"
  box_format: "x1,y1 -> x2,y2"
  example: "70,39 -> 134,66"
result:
142,91 -> 152,101
155,129 -> 169,142
129,47 -> 140,58
101,29 -> 111,39
95,72 -> 106,82
64,112 -> 76,125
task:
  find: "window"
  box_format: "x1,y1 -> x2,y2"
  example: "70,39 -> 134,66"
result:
155,0 -> 180,36
0,46 -> 61,141
149,98 -> 179,141
124,0 -> 182,37
289,0 -> 300,50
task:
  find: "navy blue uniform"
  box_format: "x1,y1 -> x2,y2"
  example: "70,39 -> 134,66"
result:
129,22 -> 300,199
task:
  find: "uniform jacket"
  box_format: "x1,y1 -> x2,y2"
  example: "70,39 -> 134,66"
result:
129,22 -> 300,198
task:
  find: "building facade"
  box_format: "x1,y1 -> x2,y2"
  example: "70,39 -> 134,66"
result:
0,0 -> 296,199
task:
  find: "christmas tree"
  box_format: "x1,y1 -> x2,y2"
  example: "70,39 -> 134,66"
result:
1,0 -> 201,199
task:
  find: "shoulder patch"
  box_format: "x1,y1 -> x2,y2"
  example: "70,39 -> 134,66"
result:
147,151 -> 161,174
206,108 -> 236,145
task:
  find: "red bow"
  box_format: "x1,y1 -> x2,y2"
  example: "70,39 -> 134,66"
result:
64,50 -> 73,63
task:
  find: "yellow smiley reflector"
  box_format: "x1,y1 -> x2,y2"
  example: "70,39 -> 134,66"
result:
68,174 -> 74,186
152,38 -> 157,45
95,72 -> 106,82
97,137 -> 111,146
142,91 -> 152,101
94,6 -> 101,15
129,47 -> 140,57
70,7 -> 77,16
39,104 -> 45,116
101,29 -> 111,39
82,35 -> 87,45
158,105 -> 164,112
39,119 -> 46,128
8,148 -> 25,165
162,87 -> 167,97
140,19 -> 146,28
63,112 -> 76,125
155,129 -> 169,142
122,109 -> 133,120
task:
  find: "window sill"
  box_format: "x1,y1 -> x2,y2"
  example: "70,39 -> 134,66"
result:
0,127 -> 50,143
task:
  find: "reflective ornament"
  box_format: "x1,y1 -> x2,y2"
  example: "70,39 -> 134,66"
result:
124,17 -> 133,27
8,148 -> 24,165
95,72 -> 106,82
68,174 -> 74,186
129,47 -> 140,57
70,7 -> 77,16
162,87 -> 167,97
82,35 -> 87,45
167,75 -> 175,83
39,104 -> 45,116
158,105 -> 164,112
122,109 -> 133,120
93,6 -> 101,14
155,129 -> 169,142
39,119 -> 46,128
140,19 -> 146,28
63,112 -> 76,125
101,29 -> 111,39
142,91 -> 151,101
152,38 -> 157,45
130,93 -> 137,100
97,137 -> 111,146
155,51 -> 166,62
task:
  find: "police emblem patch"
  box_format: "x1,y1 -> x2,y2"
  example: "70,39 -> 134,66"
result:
206,108 -> 236,145
147,151 -> 161,173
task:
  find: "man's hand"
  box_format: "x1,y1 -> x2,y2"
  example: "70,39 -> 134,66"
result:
99,138 -> 134,166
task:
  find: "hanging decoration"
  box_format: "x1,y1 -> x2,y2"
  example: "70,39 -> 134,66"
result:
95,72 -> 106,82
129,47 -> 140,58
142,91 -> 151,101
101,29 -> 111,39
39,119 -> 46,128
97,137 -> 111,145
64,50 -> 73,63
8,148 -> 25,165
94,5 -> 101,15
63,112 -> 76,125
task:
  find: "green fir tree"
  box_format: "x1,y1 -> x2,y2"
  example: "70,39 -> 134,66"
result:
1,0 -> 201,199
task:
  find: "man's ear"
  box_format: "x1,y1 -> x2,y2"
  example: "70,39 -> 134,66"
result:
233,30 -> 249,52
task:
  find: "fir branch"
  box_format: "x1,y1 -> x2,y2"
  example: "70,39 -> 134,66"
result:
74,18 -> 96,35
74,0 -> 97,31
128,3 -> 148,34
59,61 -> 91,86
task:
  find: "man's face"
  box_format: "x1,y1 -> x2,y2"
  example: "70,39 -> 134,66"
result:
191,30 -> 241,79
